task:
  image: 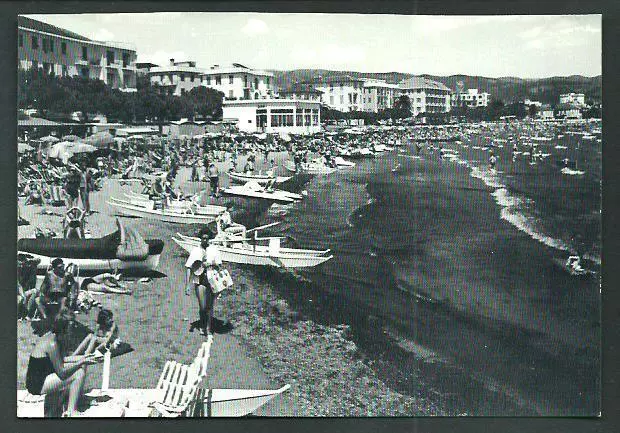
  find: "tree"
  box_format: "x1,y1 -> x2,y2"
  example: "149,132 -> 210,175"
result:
486,99 -> 505,121
392,95 -> 411,119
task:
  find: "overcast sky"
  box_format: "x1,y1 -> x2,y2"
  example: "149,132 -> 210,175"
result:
25,13 -> 601,78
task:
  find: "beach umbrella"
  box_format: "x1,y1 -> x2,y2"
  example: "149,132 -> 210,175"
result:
69,142 -> 97,154
84,131 -> 115,148
40,135 -> 60,143
48,141 -> 97,161
18,142 -> 34,153
62,134 -> 82,142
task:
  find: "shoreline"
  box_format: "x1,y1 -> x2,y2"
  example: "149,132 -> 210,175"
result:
17,158 -> 441,416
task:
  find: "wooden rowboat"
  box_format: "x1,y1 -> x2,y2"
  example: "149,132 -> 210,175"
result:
17,386 -> 290,418
122,191 -> 227,216
172,233 -> 332,269
17,221 -> 163,274
221,181 -> 303,204
226,171 -> 291,185
107,197 -> 223,224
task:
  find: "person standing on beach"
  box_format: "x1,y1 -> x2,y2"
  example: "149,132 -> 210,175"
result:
79,164 -> 94,214
208,163 -> 219,197
489,153 -> 497,170
184,230 -> 222,336
63,167 -> 81,210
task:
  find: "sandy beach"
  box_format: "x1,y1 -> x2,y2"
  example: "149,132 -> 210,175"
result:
17,155 -> 439,416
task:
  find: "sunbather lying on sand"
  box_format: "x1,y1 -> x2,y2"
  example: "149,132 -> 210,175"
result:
79,273 -> 132,295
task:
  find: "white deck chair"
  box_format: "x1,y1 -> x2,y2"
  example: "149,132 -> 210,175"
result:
149,336 -> 213,417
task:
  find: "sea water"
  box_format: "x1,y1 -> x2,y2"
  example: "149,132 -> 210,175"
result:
254,130 -> 601,416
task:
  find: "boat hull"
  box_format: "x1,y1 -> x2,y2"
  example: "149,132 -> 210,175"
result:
108,198 -> 220,224
17,385 -> 290,418
220,187 -> 301,204
18,251 -> 161,273
227,172 -> 291,185
122,193 -> 227,216
172,236 -> 332,269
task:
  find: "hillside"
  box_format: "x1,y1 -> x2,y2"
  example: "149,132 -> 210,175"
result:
270,69 -> 602,105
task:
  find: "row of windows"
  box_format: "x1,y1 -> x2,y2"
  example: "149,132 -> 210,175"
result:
21,34 -> 67,55
203,74 -> 269,87
20,33 -> 131,66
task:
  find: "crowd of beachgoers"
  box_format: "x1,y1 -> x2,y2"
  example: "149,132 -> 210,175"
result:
16,116 -> 600,417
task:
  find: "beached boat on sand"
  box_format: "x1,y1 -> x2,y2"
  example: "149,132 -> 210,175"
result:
284,159 -> 337,174
108,197 -> 223,224
17,386 -> 291,418
227,171 -> 291,185
333,156 -> 356,168
221,181 -> 303,204
17,220 -> 163,274
347,148 -> 375,159
172,233 -> 332,268
122,191 -> 227,216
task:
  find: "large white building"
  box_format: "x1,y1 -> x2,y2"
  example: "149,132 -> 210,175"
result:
276,83 -> 323,102
201,63 -> 275,101
222,99 -> 321,134
146,61 -> 276,99
18,16 -> 137,91
314,75 -> 365,112
559,93 -> 586,107
147,59 -> 205,96
362,79 -> 400,113
398,77 -> 452,116
455,88 -> 490,108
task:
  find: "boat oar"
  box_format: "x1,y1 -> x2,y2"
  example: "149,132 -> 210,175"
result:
245,222 -> 281,234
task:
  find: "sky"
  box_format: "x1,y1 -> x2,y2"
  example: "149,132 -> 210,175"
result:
24,13 -> 602,78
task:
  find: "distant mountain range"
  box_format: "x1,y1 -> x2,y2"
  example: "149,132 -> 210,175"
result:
269,69 -> 602,105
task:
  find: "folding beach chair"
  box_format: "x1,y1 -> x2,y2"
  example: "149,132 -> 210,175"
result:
149,336 -> 213,417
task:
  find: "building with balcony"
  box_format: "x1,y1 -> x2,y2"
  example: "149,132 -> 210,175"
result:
276,83 -> 323,102
559,93 -> 586,107
454,88 -> 490,108
523,98 -> 543,108
314,75 -> 365,112
201,63 -> 275,101
18,16 -> 137,90
554,103 -> 582,120
538,104 -> 555,120
147,59 -> 205,96
398,77 -> 452,116
222,99 -> 321,134
136,62 -> 159,75
361,79 -> 400,112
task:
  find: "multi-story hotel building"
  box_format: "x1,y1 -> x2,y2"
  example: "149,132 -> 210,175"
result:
147,59 -> 205,96
454,88 -> 490,108
201,64 -> 275,101
559,93 -> 586,107
146,61 -> 276,99
361,79 -> 400,112
276,83 -> 323,102
314,75 -> 365,112
18,16 -> 137,91
398,77 -> 452,116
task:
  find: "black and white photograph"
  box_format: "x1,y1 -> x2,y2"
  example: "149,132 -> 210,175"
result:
15,11 -> 602,418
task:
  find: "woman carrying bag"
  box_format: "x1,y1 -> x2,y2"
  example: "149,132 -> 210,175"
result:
184,230 -> 232,336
